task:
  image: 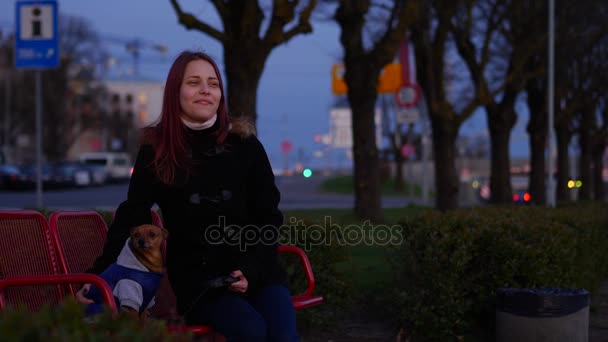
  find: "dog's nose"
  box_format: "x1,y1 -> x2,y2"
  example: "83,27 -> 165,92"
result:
138,239 -> 146,248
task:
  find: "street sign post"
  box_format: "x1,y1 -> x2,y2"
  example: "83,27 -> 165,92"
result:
15,0 -> 59,208
395,83 -> 421,108
281,140 -> 293,154
15,0 -> 59,69
396,108 -> 420,124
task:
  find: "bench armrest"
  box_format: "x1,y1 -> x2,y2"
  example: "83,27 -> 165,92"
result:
278,245 -> 316,298
0,273 -> 117,314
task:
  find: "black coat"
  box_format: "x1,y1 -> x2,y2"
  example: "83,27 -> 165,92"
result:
90,122 -> 287,314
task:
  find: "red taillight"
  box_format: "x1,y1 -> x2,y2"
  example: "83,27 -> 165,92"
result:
523,193 -> 531,202
130,167 -> 134,175
513,194 -> 519,202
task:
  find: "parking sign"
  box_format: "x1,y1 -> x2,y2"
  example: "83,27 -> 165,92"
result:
15,0 -> 59,69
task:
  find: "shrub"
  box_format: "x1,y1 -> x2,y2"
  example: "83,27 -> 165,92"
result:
388,204 -> 608,341
281,217 -> 352,331
0,297 -> 190,341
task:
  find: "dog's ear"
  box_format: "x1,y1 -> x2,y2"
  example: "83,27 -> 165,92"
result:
129,225 -> 140,235
161,227 -> 169,239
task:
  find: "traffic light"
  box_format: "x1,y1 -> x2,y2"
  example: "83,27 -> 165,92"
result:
303,168 -> 312,178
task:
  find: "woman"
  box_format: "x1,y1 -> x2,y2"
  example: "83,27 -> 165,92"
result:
78,51 -> 298,341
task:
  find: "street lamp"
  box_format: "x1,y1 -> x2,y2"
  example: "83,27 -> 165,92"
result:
547,0 -> 556,207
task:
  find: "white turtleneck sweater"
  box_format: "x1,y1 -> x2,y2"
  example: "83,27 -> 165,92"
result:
181,114 -> 217,130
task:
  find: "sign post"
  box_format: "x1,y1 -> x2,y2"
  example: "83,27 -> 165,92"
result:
395,84 -> 422,109
15,0 -> 59,208
281,140 -> 293,175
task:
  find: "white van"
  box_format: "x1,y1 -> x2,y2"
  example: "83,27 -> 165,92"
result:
79,152 -> 132,182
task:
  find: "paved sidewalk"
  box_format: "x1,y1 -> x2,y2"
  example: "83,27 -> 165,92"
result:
591,280 -> 608,341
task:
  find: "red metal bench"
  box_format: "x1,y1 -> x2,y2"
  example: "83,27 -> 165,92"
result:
0,210 -> 116,313
50,210 -> 323,338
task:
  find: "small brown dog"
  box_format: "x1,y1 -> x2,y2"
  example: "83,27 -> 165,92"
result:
128,224 -> 167,274
85,224 -> 168,319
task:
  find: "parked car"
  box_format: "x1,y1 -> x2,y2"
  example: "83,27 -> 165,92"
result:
18,164 -> 53,189
81,163 -> 108,186
49,162 -> 92,188
0,164 -> 26,190
79,152 -> 132,182
475,176 -> 532,204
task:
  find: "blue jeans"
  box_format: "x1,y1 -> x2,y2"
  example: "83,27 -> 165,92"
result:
186,285 -> 299,342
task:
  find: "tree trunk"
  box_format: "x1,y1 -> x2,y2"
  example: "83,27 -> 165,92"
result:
348,84 -> 382,222
394,148 -> 405,192
223,46 -> 268,123
526,80 -> 547,205
555,125 -> 571,202
430,118 -> 459,211
592,141 -> 605,201
578,111 -> 593,200
487,105 -> 516,204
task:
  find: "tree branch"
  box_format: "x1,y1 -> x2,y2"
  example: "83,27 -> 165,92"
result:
264,0 -> 317,47
209,0 -> 229,21
456,95 -> 483,126
370,1 -> 417,66
169,0 -> 226,43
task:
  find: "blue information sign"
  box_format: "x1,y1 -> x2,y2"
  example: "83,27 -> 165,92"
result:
15,0 -> 59,69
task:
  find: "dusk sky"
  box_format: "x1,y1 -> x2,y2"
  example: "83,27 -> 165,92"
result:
1,0 -> 530,170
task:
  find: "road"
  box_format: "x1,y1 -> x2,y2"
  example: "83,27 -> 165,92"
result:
0,175 -> 421,210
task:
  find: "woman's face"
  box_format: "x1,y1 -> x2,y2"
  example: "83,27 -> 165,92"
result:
179,59 -> 222,124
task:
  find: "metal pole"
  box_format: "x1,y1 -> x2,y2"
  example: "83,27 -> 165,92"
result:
35,70 -> 43,208
3,72 -> 9,162
421,95 -> 430,205
547,0 -> 556,207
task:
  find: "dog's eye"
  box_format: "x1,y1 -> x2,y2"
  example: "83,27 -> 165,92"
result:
134,232 -> 141,238
149,232 -> 156,238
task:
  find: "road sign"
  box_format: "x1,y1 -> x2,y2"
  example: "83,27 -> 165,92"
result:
281,140 -> 293,153
395,83 -> 421,108
401,144 -> 416,158
332,63 -> 402,94
15,0 -> 59,69
396,108 -> 420,124
329,107 -> 383,148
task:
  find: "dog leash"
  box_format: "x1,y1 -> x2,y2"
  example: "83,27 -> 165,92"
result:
181,276 -> 239,317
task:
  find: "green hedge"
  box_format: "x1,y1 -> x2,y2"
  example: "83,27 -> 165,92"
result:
0,297 -> 190,341
388,203 -> 608,341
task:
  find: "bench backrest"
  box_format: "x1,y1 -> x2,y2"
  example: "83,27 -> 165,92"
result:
0,210 -> 65,310
50,209 -> 180,321
48,211 -> 108,275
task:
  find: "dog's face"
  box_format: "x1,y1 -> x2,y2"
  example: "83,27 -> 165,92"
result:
129,224 -> 168,253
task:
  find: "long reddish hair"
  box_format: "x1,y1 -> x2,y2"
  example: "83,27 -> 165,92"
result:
144,51 -> 230,184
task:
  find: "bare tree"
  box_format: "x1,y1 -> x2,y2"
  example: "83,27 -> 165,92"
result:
333,0 -> 415,220
592,95 -> 607,201
551,0 -> 608,202
525,50 -> 548,204
450,0 -> 545,204
411,1 -> 484,211
576,38 -> 608,200
169,0 -> 317,123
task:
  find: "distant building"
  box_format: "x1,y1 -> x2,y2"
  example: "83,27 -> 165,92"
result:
103,76 -> 164,128
102,76 -> 164,156
65,76 -> 164,160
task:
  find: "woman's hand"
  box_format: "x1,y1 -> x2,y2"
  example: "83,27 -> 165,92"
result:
75,284 -> 95,304
228,270 -> 248,294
